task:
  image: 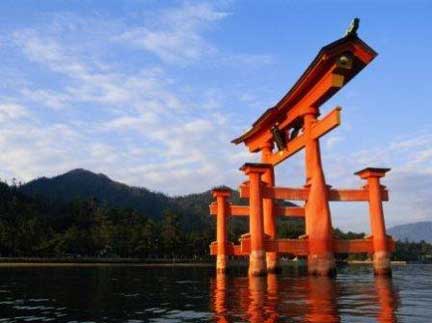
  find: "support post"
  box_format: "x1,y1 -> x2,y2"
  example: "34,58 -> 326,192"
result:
212,188 -> 231,273
303,108 -> 336,276
240,163 -> 270,276
261,142 -> 279,273
355,167 -> 392,275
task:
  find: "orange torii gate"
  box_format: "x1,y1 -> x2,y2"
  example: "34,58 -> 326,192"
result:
209,21 -> 395,276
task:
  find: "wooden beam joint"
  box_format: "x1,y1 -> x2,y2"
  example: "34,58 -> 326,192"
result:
268,107 -> 341,165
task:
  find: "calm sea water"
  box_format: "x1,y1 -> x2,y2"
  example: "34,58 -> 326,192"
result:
0,264 -> 430,322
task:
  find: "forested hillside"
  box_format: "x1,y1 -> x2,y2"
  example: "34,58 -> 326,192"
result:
0,169 -> 299,258
0,179 -> 215,258
20,169 -> 174,219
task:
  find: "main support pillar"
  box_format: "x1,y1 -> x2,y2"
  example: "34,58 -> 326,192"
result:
212,188 -> 231,273
261,142 -> 279,273
240,163 -> 270,276
356,168 -> 392,275
303,108 -> 336,276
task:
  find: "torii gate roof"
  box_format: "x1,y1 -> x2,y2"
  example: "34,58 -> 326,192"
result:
232,34 -> 377,150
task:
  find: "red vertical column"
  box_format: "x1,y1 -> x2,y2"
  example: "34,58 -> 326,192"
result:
261,142 -> 279,273
241,163 -> 270,276
355,168 -> 392,275
303,108 -> 336,276
212,188 -> 231,273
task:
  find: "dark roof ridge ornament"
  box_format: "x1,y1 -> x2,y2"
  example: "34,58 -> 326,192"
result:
345,17 -> 360,37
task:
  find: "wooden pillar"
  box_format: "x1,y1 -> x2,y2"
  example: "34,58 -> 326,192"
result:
261,142 -> 279,273
303,108 -> 336,276
355,168 -> 392,275
241,163 -> 270,276
212,188 -> 231,273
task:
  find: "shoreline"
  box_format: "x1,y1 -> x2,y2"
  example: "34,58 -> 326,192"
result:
0,262 -> 215,267
0,257 -> 214,265
0,257 -> 410,267
347,260 -> 407,265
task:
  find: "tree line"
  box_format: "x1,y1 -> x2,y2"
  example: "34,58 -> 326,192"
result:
0,181 -> 214,258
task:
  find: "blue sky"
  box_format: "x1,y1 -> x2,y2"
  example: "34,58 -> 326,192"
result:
0,1 -> 431,231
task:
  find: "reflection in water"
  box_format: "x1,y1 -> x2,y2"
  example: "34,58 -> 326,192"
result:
266,274 -> 279,323
0,265 -> 418,322
213,273 -> 228,323
305,276 -> 340,323
375,276 -> 399,323
211,272 -> 399,322
247,276 -> 267,322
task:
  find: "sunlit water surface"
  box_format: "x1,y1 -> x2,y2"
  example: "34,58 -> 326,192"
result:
0,264 -> 431,322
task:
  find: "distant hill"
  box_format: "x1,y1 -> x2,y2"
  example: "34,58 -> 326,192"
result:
19,169 -> 243,231
19,168 -> 295,232
20,169 -> 175,219
388,221 -> 432,243
0,169 -> 298,258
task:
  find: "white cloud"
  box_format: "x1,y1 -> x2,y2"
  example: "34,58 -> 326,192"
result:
0,103 -> 29,122
325,135 -> 344,149
115,3 -> 229,64
0,5 -> 259,194
20,89 -> 69,110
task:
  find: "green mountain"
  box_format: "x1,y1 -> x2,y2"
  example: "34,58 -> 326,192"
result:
19,168 -> 298,227
3,169 -> 252,257
19,168 -> 301,236
20,169 -> 174,219
19,169 -> 251,233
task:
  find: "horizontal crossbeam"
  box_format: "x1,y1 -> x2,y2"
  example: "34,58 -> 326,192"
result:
275,206 -> 305,217
209,203 -> 305,217
209,241 -> 243,256
210,237 -> 395,256
239,185 -> 389,202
